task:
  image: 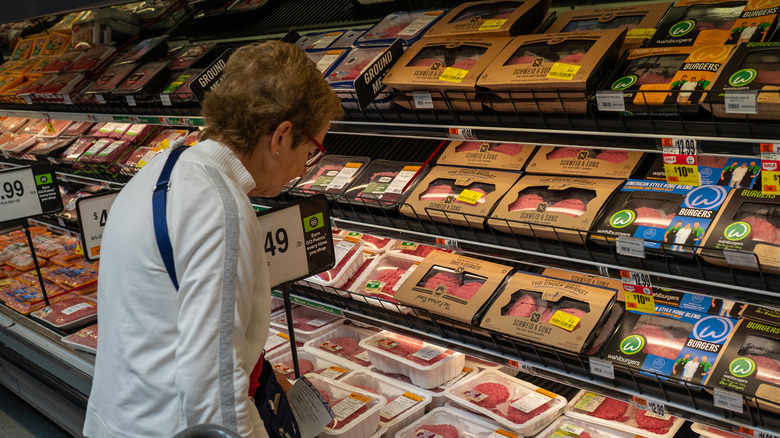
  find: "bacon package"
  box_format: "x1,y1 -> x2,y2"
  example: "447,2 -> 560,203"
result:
481,271 -> 616,353
436,140 -> 536,171
488,175 -> 623,244
602,307 -> 738,385
565,391 -> 685,438
525,146 -> 645,178
545,3 -> 673,53
340,159 -> 423,207
293,155 -> 370,195
599,45 -> 733,116
424,0 -> 550,37
647,0 -> 780,48
592,181 -> 731,255
698,189 -> 780,273
355,10 -> 447,46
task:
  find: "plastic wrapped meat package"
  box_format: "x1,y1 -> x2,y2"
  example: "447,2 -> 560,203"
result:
296,31 -> 345,51
117,35 -> 169,64
340,159 -> 423,207
349,253 -> 421,304
269,306 -> 344,343
61,324 -> 98,354
328,47 -> 384,85
0,133 -> 37,156
305,324 -> 377,368
388,241 -> 451,258
418,178 -> 496,205
14,74 -> 56,97
40,49 -> 87,73
631,313 -> 693,360
524,146 -> 646,179
73,138 -> 113,169
565,391 -> 684,438
69,45 -> 116,72
624,54 -> 688,87
120,124 -> 158,144
59,138 -> 95,165
356,10 -> 446,46
294,155 -> 370,195
504,39 -> 594,66
500,289 -> 591,329
147,129 -> 188,149
0,117 -> 30,132
112,61 -> 171,94
506,186 -> 596,217
89,140 -> 134,167
83,62 -> 139,95
169,43 -> 216,70
444,369 -> 567,435
736,334 -> 780,386
394,407 -> 492,438
415,265 -> 488,302
731,203 -> 780,245
562,15 -> 644,32
31,295 -> 97,329
307,49 -> 347,76
407,44 -> 487,72
359,330 -> 465,389
340,253 -> 377,292
2,283 -> 66,315
51,266 -> 99,290
305,238 -> 365,289
268,346 -> 357,381
536,414 -> 641,438
32,72 -> 87,98
306,374 -> 386,438
35,119 -> 73,138
624,192 -> 680,228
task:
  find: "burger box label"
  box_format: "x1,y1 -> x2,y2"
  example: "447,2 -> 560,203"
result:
703,42 -> 780,120
525,146 -> 645,178
544,3 -> 674,53
436,140 -> 536,171
479,271 -> 617,353
707,318 -> 780,411
487,175 -> 623,244
394,250 -> 512,324
598,45 -> 734,116
647,0 -> 780,48
399,165 -> 520,230
591,180 -> 732,255
697,189 -> 780,274
540,267 -> 625,300
740,305 -> 780,325
602,305 -> 738,384
651,288 -> 727,314
477,29 -> 627,101
643,154 -> 763,189
423,0 -> 551,38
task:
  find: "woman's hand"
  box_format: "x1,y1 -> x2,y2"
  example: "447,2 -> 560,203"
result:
274,370 -> 294,393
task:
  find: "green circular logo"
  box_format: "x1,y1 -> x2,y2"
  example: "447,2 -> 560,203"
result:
610,210 -> 636,228
611,75 -> 638,91
724,221 -> 751,241
669,19 -> 696,37
729,357 -> 756,378
620,335 -> 646,355
729,68 -> 758,87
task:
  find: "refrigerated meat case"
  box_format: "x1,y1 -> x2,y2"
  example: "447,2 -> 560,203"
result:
2,0 -> 780,437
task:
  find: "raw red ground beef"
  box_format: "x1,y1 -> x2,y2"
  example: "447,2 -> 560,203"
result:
361,235 -> 391,251
504,399 -> 551,424
588,397 -> 629,420
639,73 -> 671,84
633,325 -> 686,360
320,336 -> 361,356
507,55 -> 539,65
376,268 -> 404,295
399,244 -> 447,257
450,58 -> 477,70
352,385 -> 379,394
634,207 -> 673,228
455,142 -> 482,152
423,272 -> 461,293
315,244 -> 358,283
491,143 -> 524,156
509,193 -> 545,212
548,199 -> 587,217
697,155 -> 730,168
634,410 -> 674,432
547,147 -> 585,160
450,281 -> 482,300
420,184 -> 454,200
328,399 -> 369,429
35,296 -> 96,327
318,388 -> 331,404
471,382 -> 510,408
64,324 -> 98,350
558,52 -> 586,64
758,70 -> 780,85
342,257 -> 374,290
276,359 -> 314,379
410,57 -> 442,68
743,216 -> 780,244
283,317 -> 326,332
405,350 -> 449,366
747,354 -> 780,385
413,424 -> 459,438
454,187 -> 487,205
595,150 -> 628,164
506,294 -> 539,317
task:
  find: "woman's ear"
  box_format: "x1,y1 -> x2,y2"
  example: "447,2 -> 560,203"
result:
271,120 -> 294,155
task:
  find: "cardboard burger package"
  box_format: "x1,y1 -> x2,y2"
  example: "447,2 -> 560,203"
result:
436,140 -> 536,171
423,0 -> 551,38
525,146 -> 645,179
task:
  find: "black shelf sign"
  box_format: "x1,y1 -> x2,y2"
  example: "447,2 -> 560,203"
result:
354,39 -> 403,111
0,165 -> 62,223
191,49 -> 233,104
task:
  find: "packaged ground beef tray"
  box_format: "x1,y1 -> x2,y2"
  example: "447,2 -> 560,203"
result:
296,31 -> 346,51
703,42 -> 780,120
359,331 -> 466,389
61,323 -> 98,354
601,307 -> 737,385
691,423 -> 748,438
307,374 -> 386,438
268,346 -> 357,381
304,324 -> 377,368
424,0 -> 550,38
70,45 -> 116,72
112,61 -> 170,94
73,138 -> 113,169
169,43 -> 216,70
525,146 -> 644,178
0,117 -> 30,132
698,189 -> 780,273
307,49 -> 347,76
387,241 -> 451,258
2,284 -> 67,315
340,159 -> 423,207
565,391 -> 685,438
90,140 -> 134,167
445,369 -> 567,435
40,49 -> 87,74
487,175 -> 623,243
326,46 -> 393,109
82,61 -> 139,95
117,35 -> 169,64
31,295 -> 97,329
341,232 -> 394,254
394,406 -> 507,438
293,155 -> 370,195
399,165 -> 520,230
146,129 -> 188,149
348,253 -> 421,304
329,29 -> 367,49
647,0 -> 780,48
480,271 -> 616,353
120,124 -> 158,145
32,71 -> 87,98
394,250 -> 512,324
305,237 -> 365,289
536,414 -> 640,438
14,74 -> 56,98
355,10 -> 447,46
270,305 -> 344,343
599,45 -> 734,116
591,181 -> 731,255
545,3 -> 673,53
59,138 -> 95,165
436,140 -> 535,171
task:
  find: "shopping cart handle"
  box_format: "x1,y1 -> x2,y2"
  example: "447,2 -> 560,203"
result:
172,424 -> 242,438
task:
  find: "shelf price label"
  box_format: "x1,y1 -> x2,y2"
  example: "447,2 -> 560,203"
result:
632,396 -> 668,419
589,357 -> 615,379
713,387 -> 744,413
76,191 -> 119,261
760,143 -> 780,194
256,195 -> 335,288
621,270 -> 655,314
0,165 -> 63,223
662,138 -> 700,186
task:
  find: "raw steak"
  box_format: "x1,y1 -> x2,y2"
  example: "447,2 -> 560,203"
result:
595,150 -> 628,164
508,193 -> 545,212
633,324 -> 687,360
506,294 -> 539,317
450,281 -> 482,300
547,147 -> 585,160
634,207 -> 673,228
747,354 -> 780,385
558,52 -> 586,64
420,183 -> 454,201
491,143 -> 524,156
548,198 -> 587,217
743,216 -> 780,244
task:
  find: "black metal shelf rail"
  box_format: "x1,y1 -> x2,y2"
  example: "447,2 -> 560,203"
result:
285,281 -> 780,436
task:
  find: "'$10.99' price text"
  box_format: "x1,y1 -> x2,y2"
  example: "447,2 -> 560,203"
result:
1,180 -> 24,200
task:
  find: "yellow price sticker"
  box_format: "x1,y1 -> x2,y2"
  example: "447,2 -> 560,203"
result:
626,28 -> 657,39
480,19 -> 507,30
491,429 -> 518,438
278,332 -> 290,340
349,393 -> 372,404
345,162 -> 363,168
75,243 -> 84,255
664,163 -> 700,186
45,122 -> 56,133
762,170 -> 780,193
625,291 -> 656,314
403,392 -> 423,402
160,139 -> 171,149
328,366 -> 347,373
344,231 -> 362,243
456,188 -> 484,204
439,67 -> 469,83
536,388 -> 557,399
547,63 -> 581,80
548,310 -> 581,332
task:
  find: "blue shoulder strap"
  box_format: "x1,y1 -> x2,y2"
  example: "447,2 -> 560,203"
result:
152,146 -> 188,291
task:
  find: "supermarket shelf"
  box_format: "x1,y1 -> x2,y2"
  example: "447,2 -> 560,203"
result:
0,107 -> 204,128
281,284 -> 780,438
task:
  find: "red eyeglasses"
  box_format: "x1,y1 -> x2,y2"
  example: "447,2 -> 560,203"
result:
305,133 -> 327,167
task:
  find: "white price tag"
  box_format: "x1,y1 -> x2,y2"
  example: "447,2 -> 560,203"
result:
59,302 -> 94,315
333,393 -> 370,421
398,13 -> 439,37
304,317 -> 333,328
385,169 -> 418,195
617,236 -> 645,258
723,250 -> 759,269
75,192 -> 118,261
265,333 -> 289,350
724,91 -> 758,115
380,392 -> 422,420
312,33 -> 340,49
633,397 -> 668,419
448,127 -> 476,140
393,262 -> 419,292
510,391 -> 552,413
320,366 -> 349,379
353,350 -> 370,363
589,358 -> 615,379
596,90 -> 625,112
327,165 -> 361,190
160,94 -> 172,106
413,91 -> 433,109
95,94 -> 106,104
412,346 -> 443,361
714,387 -> 744,413
0,166 -> 60,222
23,95 -> 33,104
315,53 -> 341,73
597,266 -> 610,277
63,95 -> 73,105
662,138 -> 697,156
126,95 -> 136,106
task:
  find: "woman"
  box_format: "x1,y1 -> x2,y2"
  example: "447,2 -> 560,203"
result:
84,41 -> 343,438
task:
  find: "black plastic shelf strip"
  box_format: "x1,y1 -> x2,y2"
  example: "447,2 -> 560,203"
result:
284,282 -> 780,436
